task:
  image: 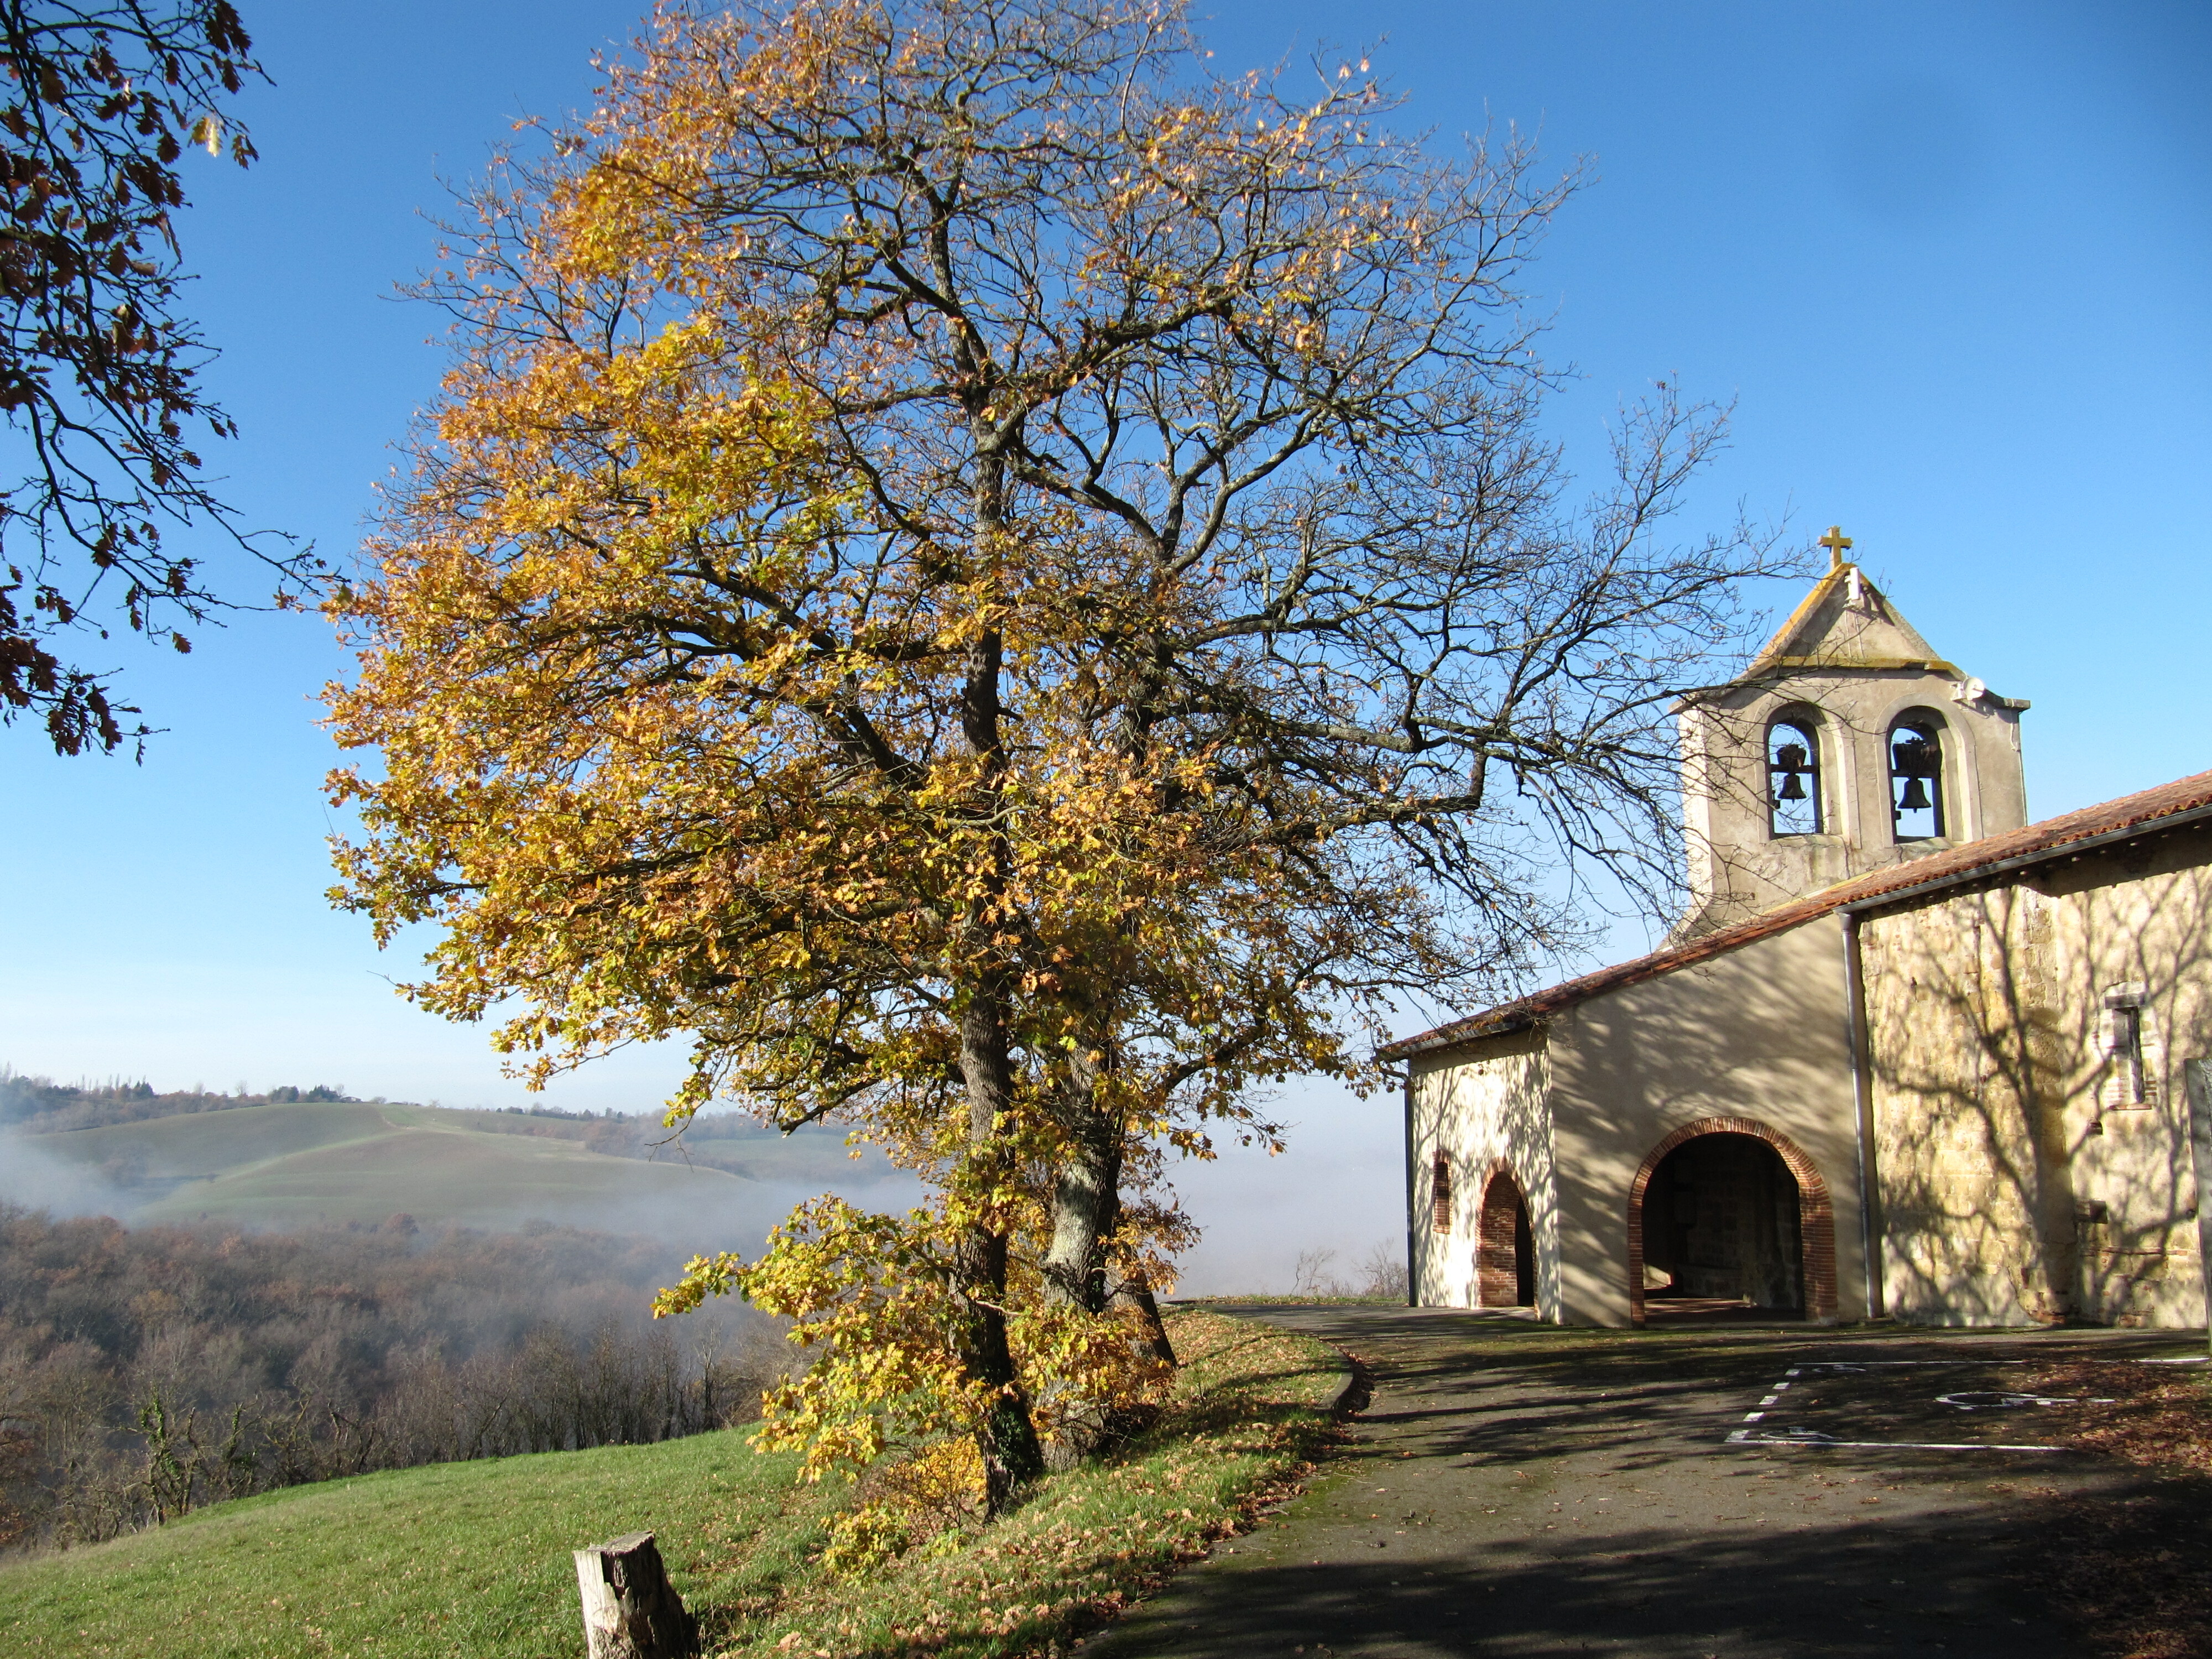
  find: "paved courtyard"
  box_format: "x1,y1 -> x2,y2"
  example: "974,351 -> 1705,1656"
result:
1094,1306 -> 2202,1658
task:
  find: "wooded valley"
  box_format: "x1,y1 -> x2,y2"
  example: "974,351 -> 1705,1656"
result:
0,1203 -> 787,1551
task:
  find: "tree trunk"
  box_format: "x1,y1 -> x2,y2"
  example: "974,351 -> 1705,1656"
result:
1039,1084 -> 1125,1473
573,1531 -> 698,1659
954,978 -> 1047,1511
1041,1051 -> 1175,1361
947,512 -> 1046,1510
946,603 -> 1050,1511
1041,1059 -> 1123,1314
1115,1272 -> 1177,1367
1039,1058 -> 1177,1470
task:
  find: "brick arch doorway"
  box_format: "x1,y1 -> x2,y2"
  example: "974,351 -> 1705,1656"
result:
1475,1164 -> 1536,1308
1626,1117 -> 1837,1326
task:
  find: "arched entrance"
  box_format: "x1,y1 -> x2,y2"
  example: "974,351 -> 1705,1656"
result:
1626,1117 -> 1837,1326
1475,1165 -> 1535,1308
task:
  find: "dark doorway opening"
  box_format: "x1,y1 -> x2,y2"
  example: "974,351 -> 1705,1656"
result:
1640,1133 -> 1803,1318
1477,1168 -> 1536,1308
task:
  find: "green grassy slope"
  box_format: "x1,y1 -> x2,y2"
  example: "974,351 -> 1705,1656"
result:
133,1118 -> 771,1230
0,1312 -> 1346,1659
22,1104 -> 908,1241
0,1430 -> 822,1659
411,1105 -> 889,1186
27,1102 -> 401,1181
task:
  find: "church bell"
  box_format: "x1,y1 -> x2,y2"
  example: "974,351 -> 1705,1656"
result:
1891,733 -> 1939,818
1772,742 -> 1811,805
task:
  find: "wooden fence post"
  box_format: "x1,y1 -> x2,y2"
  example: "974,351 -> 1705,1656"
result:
573,1530 -> 700,1659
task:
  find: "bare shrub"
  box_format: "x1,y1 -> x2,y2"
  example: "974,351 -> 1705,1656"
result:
1355,1241 -> 1411,1301
1288,1241 -> 1407,1300
1291,1249 -> 1344,1298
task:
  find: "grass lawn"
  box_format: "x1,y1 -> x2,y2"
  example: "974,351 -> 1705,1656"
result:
0,1312 -> 1345,1659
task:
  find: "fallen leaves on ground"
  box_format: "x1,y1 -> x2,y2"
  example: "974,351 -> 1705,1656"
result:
2019,1357 -> 2212,1659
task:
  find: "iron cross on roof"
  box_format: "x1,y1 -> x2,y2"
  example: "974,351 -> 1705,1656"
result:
1819,525 -> 1854,570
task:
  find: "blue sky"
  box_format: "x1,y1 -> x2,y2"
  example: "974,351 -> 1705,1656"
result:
3,2 -> 2205,1290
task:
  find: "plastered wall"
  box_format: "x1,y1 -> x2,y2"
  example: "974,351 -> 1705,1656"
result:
1682,671 -> 2027,937
1410,915 -> 1870,1328
1543,915 -> 1869,1327
1858,823 -> 2212,1328
1409,1027 -> 1555,1316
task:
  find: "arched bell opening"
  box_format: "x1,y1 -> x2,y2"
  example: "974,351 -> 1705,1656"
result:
1475,1166 -> 1535,1308
1626,1120 -> 1837,1326
1766,714 -> 1823,838
1888,712 -> 1948,842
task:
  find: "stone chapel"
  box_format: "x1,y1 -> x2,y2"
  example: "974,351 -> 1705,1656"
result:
1386,536 -> 2212,1329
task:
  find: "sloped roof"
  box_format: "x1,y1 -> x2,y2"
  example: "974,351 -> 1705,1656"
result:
1739,561 -> 1959,679
1379,766 -> 2212,1063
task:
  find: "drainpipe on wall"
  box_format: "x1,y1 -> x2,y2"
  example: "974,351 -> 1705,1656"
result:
1403,1069 -> 1418,1307
1841,910 -> 1887,1320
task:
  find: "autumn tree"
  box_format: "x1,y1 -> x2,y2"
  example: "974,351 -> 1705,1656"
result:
0,2 -> 301,756
328,0 -> 1790,1510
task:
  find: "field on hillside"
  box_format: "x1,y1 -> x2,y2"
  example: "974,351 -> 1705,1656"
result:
0,1426 -> 797,1658
32,1100 -> 399,1186
18,1102 -> 915,1246
0,1312 -> 1348,1659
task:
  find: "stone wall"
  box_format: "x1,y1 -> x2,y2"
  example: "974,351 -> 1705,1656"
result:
1858,820 -> 2212,1328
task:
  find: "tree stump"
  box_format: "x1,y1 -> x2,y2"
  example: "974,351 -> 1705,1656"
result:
573,1531 -> 700,1659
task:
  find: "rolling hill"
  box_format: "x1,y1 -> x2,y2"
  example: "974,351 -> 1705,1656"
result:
12,1100 -> 914,1248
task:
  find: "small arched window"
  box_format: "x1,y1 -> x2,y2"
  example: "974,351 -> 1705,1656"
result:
1432,1153 -> 1453,1234
1888,717 -> 1947,841
1767,718 -> 1822,837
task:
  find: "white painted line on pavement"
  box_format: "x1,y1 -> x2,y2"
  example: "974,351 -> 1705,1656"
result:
1726,1428 -> 2063,1452
1726,1362 -> 2069,1452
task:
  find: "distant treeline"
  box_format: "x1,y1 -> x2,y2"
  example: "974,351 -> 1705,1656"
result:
0,1206 -> 787,1551
0,1071 -> 360,1134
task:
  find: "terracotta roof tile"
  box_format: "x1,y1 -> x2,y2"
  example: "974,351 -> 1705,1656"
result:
1379,766 -> 2212,1063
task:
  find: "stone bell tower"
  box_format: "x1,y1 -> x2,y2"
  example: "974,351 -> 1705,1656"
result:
1676,528 -> 2031,937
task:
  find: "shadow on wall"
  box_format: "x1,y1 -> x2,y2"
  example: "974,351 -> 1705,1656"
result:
1865,863 -> 2212,1328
